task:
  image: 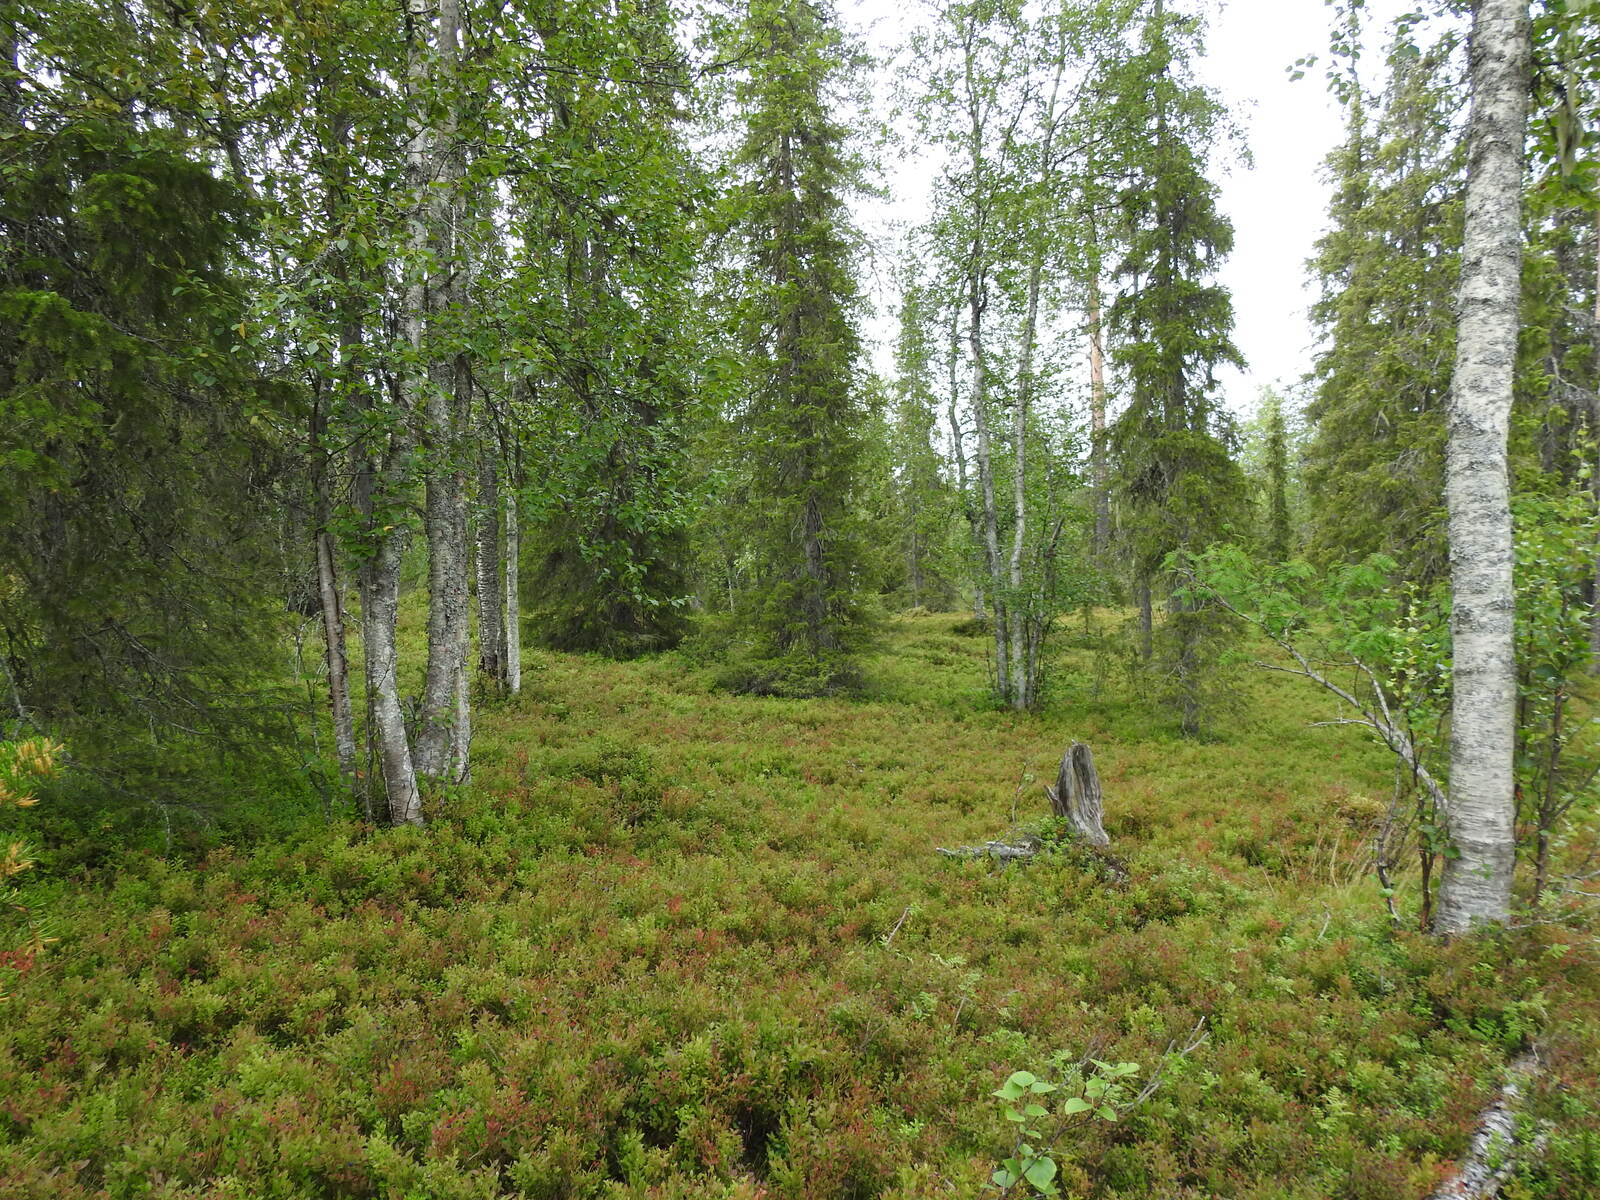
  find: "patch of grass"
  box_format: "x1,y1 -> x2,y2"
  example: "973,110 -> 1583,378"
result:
1,610 -> 1594,1199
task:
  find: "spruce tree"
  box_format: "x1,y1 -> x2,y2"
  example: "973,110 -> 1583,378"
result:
1303,32 -> 1463,582
0,17 -> 296,806
1103,0 -> 1247,735
888,277 -> 961,611
724,0 -> 874,693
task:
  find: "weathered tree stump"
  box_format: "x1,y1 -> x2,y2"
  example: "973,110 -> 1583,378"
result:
1044,741 -> 1110,846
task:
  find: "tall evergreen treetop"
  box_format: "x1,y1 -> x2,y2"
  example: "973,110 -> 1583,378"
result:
1105,0 -> 1246,578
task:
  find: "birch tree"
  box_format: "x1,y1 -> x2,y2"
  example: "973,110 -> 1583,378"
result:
1434,0 -> 1531,933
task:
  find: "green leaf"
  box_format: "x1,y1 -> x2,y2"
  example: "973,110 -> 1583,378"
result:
1023,1156 -> 1058,1189
1061,1096 -> 1091,1114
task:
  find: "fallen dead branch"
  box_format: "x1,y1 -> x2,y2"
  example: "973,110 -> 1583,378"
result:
1427,1051 -> 1544,1200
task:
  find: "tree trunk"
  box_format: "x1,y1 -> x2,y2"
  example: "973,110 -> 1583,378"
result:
967,273 -> 1009,702
368,548 -> 423,825
504,458 -> 521,695
1435,0 -> 1529,934
1088,261 -> 1110,557
1008,258 -> 1041,710
313,485 -> 357,786
411,0 -> 473,783
1590,210 -> 1600,672
1045,742 -> 1110,846
946,308 -> 984,623
474,442 -> 505,687
451,658 -> 470,785
1138,580 -> 1153,662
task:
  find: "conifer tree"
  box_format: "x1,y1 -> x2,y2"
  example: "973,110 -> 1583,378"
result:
0,3 -> 296,803
1103,0 -> 1247,734
724,0 -> 874,692
1303,30 -> 1463,582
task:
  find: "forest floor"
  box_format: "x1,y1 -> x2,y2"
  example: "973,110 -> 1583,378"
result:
3,611 -> 1599,1199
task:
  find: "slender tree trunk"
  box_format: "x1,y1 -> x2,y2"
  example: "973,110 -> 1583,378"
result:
1088,271 -> 1110,556
311,394 -> 357,787
1009,256 -> 1044,710
366,521 -> 423,825
350,378 -> 384,824
411,0 -> 473,782
1590,211 -> 1600,671
1435,0 -> 1529,934
451,660 -> 470,784
1138,581 -> 1153,662
968,274 -> 1009,702
946,307 -> 984,622
357,370 -> 423,825
504,454 -> 521,695
475,441 -> 505,687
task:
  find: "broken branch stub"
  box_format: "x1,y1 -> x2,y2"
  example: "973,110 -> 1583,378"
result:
1045,741 -> 1110,846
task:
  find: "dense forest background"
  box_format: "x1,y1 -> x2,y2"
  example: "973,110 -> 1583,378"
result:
4,0 -> 1600,1194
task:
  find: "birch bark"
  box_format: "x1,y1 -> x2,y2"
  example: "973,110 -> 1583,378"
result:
411,0 -> 473,783
1087,268 -> 1110,555
503,453 -> 521,695
1435,0 -> 1529,933
474,435 -> 504,687
946,307 -> 985,621
968,272 -> 1009,702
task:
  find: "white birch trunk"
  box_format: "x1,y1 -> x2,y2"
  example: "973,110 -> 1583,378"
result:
968,277 -> 1009,702
474,443 -> 504,687
1088,268 -> 1110,555
412,0 -> 474,782
450,660 -> 470,785
1008,261 -> 1041,710
365,521 -> 423,825
946,306 -> 984,622
1435,0 -> 1529,934
504,462 -> 521,695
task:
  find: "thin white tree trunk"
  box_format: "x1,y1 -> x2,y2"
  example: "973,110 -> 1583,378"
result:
1003,52 -> 1065,712
1088,268 -> 1110,555
968,275 -> 1009,702
1436,0 -> 1529,934
412,0 -> 473,782
1009,259 -> 1042,710
504,458 -> 521,695
474,442 -> 504,687
450,660 -> 470,784
946,306 -> 984,622
364,505 -> 422,825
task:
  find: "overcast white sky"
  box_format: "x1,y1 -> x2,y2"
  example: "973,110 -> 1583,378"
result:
841,0 -> 1421,418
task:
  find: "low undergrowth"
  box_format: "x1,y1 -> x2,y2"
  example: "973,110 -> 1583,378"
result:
2,611 -> 1596,1199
